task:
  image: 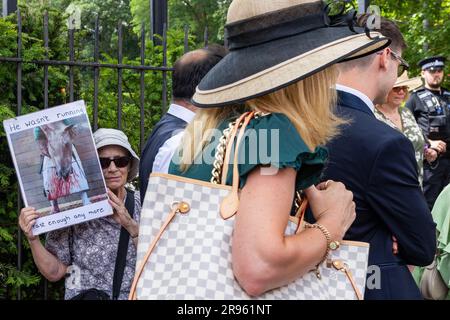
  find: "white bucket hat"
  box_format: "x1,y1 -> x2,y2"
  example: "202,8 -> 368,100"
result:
93,128 -> 140,182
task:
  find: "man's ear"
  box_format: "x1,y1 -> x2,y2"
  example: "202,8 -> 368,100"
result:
378,48 -> 389,71
421,70 -> 425,78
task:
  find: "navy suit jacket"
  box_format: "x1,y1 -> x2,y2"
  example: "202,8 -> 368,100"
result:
322,90 -> 436,300
139,113 -> 187,203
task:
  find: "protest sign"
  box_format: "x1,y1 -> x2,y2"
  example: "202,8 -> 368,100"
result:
3,100 -> 112,235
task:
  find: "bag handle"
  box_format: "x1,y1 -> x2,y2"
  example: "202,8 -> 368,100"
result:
294,193 -> 308,234
213,112 -> 305,221
220,112 -> 255,219
220,112 -> 251,184
128,201 -> 190,300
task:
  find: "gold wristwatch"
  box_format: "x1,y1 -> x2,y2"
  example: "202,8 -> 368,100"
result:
329,240 -> 340,251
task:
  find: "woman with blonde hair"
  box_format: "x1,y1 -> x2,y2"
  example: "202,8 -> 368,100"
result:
169,0 -> 390,296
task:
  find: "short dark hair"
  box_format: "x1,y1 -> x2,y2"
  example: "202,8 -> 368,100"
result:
172,44 -> 228,100
358,14 -> 407,52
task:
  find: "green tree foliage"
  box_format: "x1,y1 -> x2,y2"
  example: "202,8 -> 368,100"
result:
131,0 -> 232,45
0,4 -> 71,300
370,0 -> 450,87
80,29 -> 193,154
0,1 -> 192,299
327,0 -> 450,86
46,0 -> 140,58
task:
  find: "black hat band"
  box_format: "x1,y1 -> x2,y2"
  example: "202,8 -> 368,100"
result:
227,13 -> 326,50
226,1 -> 367,51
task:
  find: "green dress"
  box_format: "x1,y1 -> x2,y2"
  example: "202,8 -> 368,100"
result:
169,113 -> 328,192
412,184 -> 450,300
374,106 -> 425,186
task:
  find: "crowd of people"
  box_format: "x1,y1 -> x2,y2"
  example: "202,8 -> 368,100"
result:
18,0 -> 449,300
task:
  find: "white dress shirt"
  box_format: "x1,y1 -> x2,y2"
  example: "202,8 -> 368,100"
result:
152,103 -> 195,174
335,84 -> 375,114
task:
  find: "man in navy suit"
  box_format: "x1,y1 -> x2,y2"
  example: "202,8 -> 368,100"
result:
139,45 -> 227,203
322,16 -> 436,299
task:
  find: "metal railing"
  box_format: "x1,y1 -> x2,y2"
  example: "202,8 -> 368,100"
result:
0,8 -> 209,300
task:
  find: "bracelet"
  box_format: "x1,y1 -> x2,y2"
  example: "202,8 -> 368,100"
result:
305,223 -> 331,265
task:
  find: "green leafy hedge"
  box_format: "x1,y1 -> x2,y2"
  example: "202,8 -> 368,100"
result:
0,2 -> 195,299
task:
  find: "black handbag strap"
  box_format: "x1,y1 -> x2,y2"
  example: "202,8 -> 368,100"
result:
112,189 -> 135,300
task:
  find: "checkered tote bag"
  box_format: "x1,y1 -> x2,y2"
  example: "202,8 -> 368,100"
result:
129,113 -> 370,300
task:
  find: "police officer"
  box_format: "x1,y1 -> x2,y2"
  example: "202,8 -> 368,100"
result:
406,56 -> 450,210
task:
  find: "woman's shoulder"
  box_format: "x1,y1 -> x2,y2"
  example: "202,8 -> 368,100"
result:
236,112 -> 328,189
250,112 -> 294,129
247,113 -> 307,144
245,112 -> 324,157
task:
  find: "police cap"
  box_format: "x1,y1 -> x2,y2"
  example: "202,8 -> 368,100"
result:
418,56 -> 446,71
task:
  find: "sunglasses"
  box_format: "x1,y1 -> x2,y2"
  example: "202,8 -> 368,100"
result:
392,86 -> 408,93
99,156 -> 131,169
376,48 -> 409,77
389,50 -> 409,77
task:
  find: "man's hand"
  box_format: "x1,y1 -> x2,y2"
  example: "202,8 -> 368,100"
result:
429,139 -> 446,154
425,147 -> 438,163
392,235 -> 399,255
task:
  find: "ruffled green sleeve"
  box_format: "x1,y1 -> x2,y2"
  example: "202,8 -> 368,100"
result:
223,113 -> 328,191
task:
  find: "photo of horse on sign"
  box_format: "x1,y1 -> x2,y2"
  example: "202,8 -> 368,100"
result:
36,120 -> 91,214
3,101 -> 112,235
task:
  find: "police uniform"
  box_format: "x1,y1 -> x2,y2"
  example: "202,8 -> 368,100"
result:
406,56 -> 450,209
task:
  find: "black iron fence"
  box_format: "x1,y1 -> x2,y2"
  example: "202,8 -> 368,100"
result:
0,8 -> 208,300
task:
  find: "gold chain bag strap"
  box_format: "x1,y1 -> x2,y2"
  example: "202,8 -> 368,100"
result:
129,111 -> 369,300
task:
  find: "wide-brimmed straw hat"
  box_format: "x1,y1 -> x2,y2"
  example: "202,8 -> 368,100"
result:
93,128 -> 140,182
193,0 -> 391,107
394,72 -> 423,92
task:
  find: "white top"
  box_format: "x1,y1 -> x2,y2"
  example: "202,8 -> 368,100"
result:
336,84 -> 375,114
152,103 -> 195,174
152,131 -> 184,174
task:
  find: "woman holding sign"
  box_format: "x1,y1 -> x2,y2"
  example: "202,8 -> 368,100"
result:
19,128 -> 141,300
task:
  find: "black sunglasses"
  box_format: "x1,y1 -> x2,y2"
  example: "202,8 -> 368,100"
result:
390,50 -> 409,77
99,156 -> 131,169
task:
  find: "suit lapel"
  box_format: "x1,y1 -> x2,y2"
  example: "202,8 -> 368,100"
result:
337,90 -> 375,117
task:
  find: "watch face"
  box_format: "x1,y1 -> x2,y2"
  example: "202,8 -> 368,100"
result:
330,242 -> 339,250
